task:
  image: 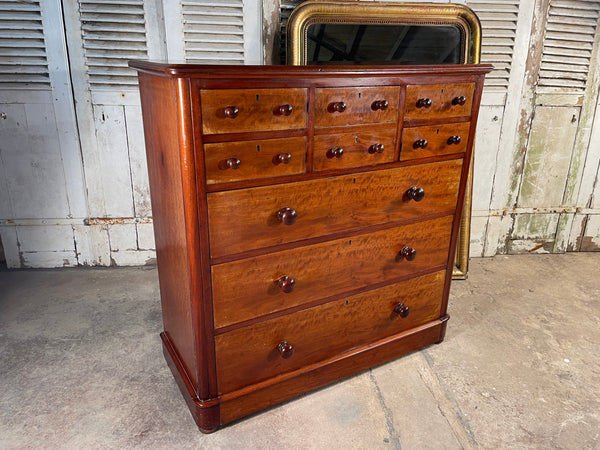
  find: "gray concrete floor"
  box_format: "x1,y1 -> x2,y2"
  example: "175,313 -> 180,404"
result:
1,253 -> 599,449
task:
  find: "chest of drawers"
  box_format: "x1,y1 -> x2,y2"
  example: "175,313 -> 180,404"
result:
130,61 -> 491,432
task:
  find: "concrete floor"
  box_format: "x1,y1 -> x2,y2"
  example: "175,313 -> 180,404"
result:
1,253 -> 599,449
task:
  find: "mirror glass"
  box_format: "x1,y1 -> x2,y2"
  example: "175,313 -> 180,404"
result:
306,24 -> 463,65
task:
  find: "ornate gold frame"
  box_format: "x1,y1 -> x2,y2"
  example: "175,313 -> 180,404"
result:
286,1 -> 481,279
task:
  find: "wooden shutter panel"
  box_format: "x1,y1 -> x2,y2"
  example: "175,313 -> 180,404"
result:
183,0 -> 244,64
0,0 -> 50,89
537,0 -> 600,93
466,0 -> 520,91
79,0 -> 148,89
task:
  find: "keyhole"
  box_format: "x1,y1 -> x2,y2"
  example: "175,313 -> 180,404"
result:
354,136 -> 359,143
256,145 -> 261,152
441,88 -> 444,94
358,92 -> 362,98
436,129 -> 439,134
256,94 -> 260,101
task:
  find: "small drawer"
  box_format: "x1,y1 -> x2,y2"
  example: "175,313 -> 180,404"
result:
204,137 -> 306,184
207,159 -> 462,259
313,128 -> 396,171
211,215 -> 453,328
314,86 -> 399,128
404,83 -> 475,121
215,270 -> 446,394
401,122 -> 471,161
201,88 -> 307,135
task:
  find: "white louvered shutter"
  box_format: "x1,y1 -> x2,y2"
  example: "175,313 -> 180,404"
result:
183,0 -> 244,64
79,0 -> 148,89
0,0 -> 50,89
537,0 -> 600,93
466,0 -> 520,91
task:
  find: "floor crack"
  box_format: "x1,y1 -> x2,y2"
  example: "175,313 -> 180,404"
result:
368,370 -> 402,449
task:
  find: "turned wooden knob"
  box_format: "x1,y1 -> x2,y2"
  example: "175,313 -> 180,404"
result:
327,147 -> 344,159
328,101 -> 346,113
399,246 -> 417,261
223,106 -> 239,118
413,139 -> 428,149
368,143 -> 385,154
452,96 -> 467,106
278,275 -> 296,293
225,157 -> 241,170
394,303 -> 410,318
447,135 -> 462,145
273,152 -> 292,165
277,340 -> 294,359
406,186 -> 425,202
371,100 -> 389,111
277,207 -> 297,225
276,104 -> 293,116
416,98 -> 432,108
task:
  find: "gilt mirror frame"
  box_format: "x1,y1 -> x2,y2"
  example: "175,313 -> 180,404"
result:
286,1 -> 482,279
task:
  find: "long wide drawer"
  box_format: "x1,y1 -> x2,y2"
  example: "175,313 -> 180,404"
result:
214,270 -> 446,394
207,159 -> 462,258
211,215 -> 453,328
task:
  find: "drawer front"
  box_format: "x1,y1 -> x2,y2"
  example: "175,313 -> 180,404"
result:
211,215 -> 453,328
401,122 -> 471,161
204,137 -> 307,184
314,86 -> 400,128
313,128 -> 396,171
201,88 -> 307,135
207,160 -> 462,258
404,83 -> 474,120
215,270 -> 446,394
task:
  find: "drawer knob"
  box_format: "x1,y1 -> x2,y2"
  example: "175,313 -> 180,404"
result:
328,101 -> 347,113
276,104 -> 293,116
368,143 -> 385,154
273,152 -> 292,165
399,246 -> 417,261
413,139 -> 428,149
394,303 -> 410,318
447,135 -> 462,145
277,207 -> 297,225
452,96 -> 467,106
406,186 -> 425,202
225,157 -> 241,170
416,98 -> 432,108
223,106 -> 239,119
278,275 -> 296,293
327,147 -> 344,159
277,340 -> 294,359
371,100 -> 389,111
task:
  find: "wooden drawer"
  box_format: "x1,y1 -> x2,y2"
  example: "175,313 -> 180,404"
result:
215,270 -> 446,393
404,83 -> 474,120
204,137 -> 307,184
313,128 -> 396,171
314,86 -> 399,128
401,122 -> 470,161
211,215 -> 452,328
207,160 -> 462,258
201,88 -> 307,135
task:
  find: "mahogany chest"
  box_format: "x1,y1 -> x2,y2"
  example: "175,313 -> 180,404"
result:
130,61 -> 491,432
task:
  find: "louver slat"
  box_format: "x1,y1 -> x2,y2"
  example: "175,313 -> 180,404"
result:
0,0 -> 50,89
183,0 -> 244,64
79,0 -> 148,89
537,0 -> 600,93
467,1 -> 520,91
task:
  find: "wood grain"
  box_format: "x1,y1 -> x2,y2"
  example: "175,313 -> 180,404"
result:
314,86 -> 399,128
313,128 -> 396,171
215,270 -> 445,393
211,215 -> 453,328
207,160 -> 462,258
201,88 -> 307,134
204,136 -> 307,184
404,83 -> 474,121
401,122 -> 471,161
